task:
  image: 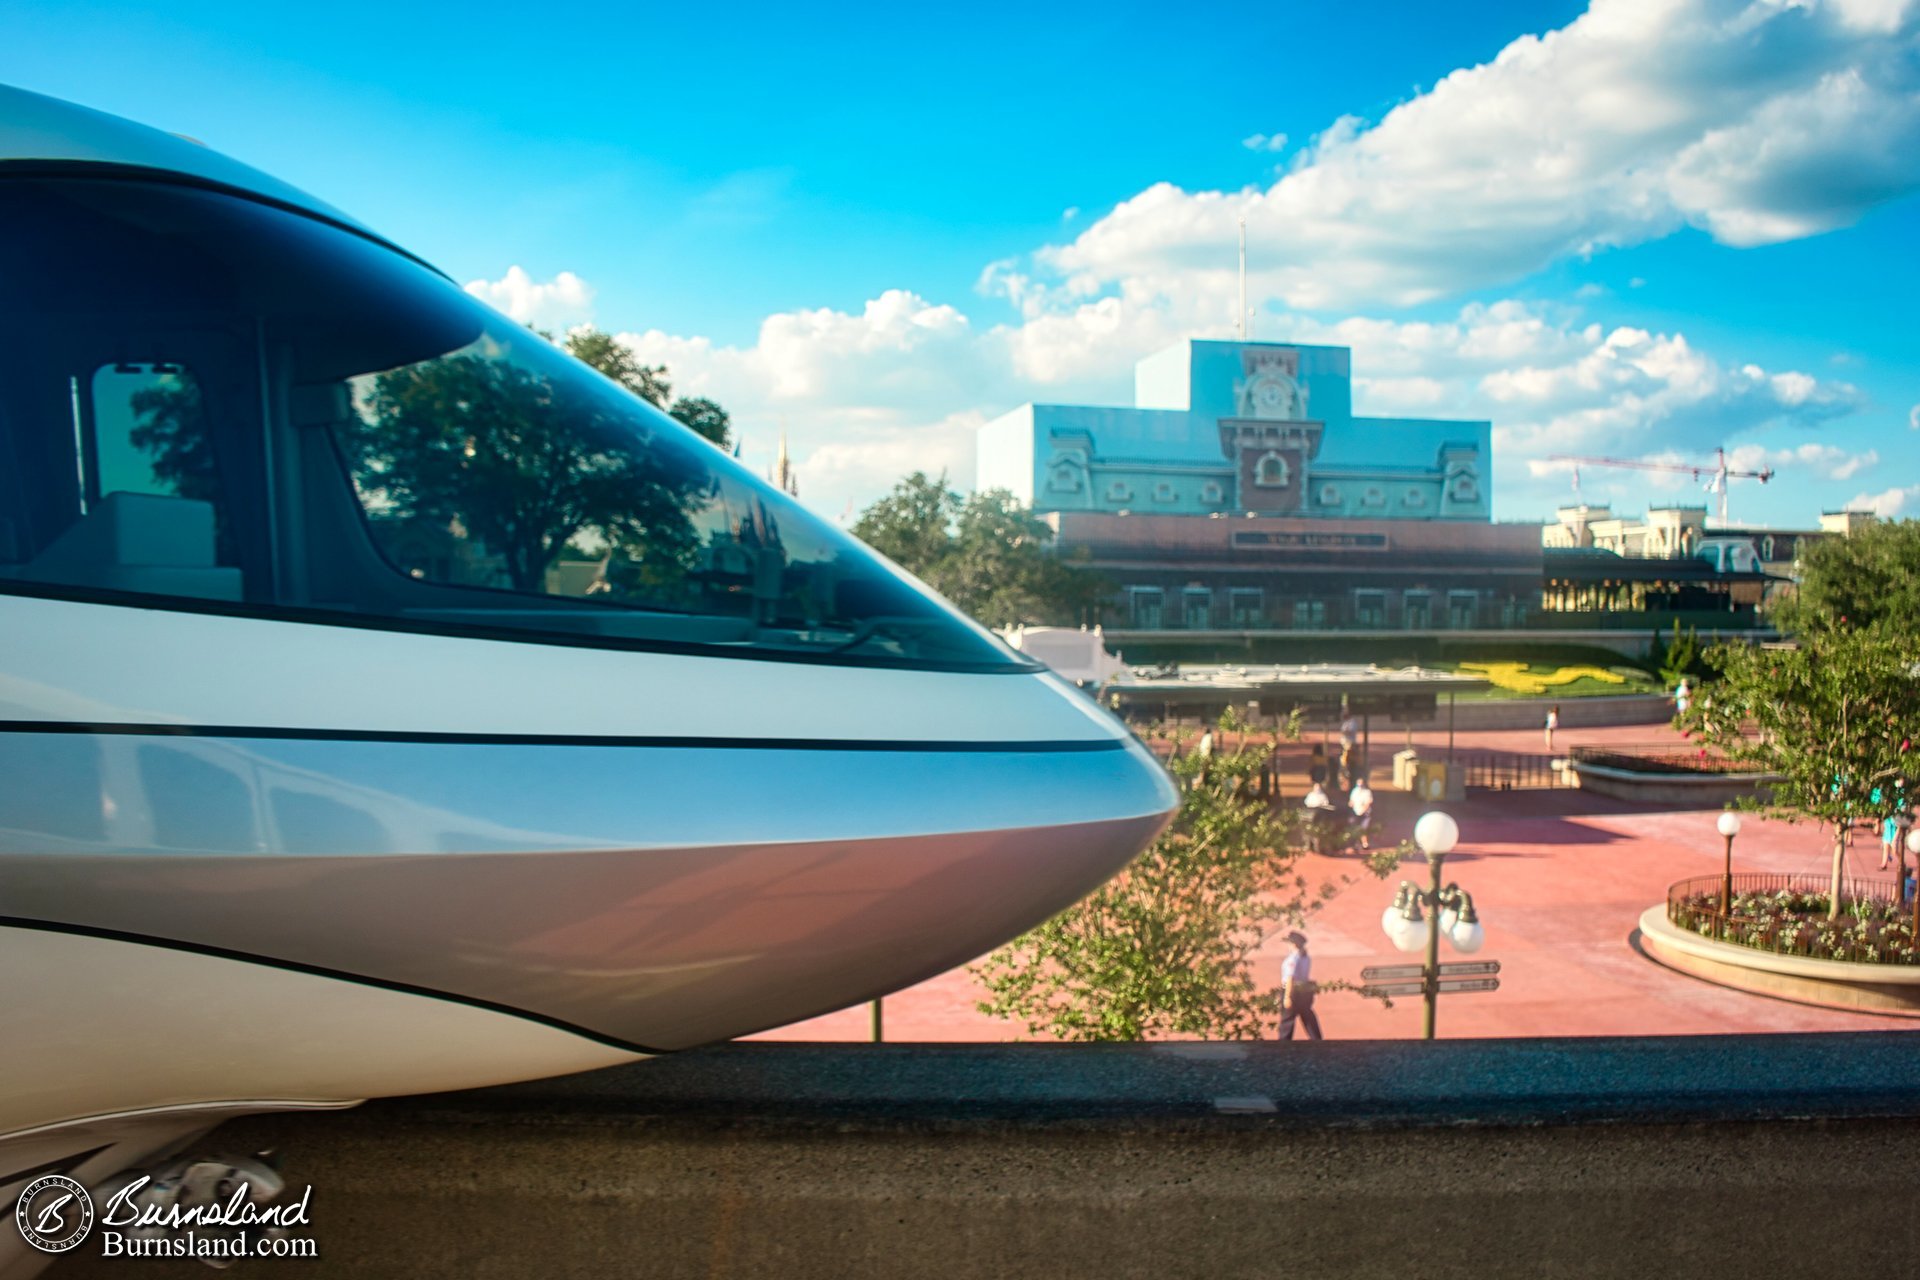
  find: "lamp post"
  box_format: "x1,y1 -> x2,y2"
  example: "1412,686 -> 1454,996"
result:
1717,810 -> 1742,928
1380,811 -> 1484,1039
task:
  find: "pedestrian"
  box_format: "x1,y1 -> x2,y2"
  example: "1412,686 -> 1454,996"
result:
1339,706 -> 1361,762
1674,678 -> 1692,716
1544,705 -> 1560,751
1302,781 -> 1333,851
1882,815 -> 1901,871
1278,931 -> 1321,1041
1194,727 -> 1214,789
1308,744 -> 1328,788
1349,777 -> 1374,850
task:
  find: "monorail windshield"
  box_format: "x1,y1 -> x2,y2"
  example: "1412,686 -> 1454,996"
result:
0,175 -> 1026,670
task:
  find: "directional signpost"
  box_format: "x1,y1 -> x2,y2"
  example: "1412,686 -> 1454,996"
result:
1359,960 -> 1501,1001
1379,812 -> 1494,1038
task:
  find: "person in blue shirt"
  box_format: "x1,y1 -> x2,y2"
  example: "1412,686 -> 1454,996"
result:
1278,931 -> 1322,1041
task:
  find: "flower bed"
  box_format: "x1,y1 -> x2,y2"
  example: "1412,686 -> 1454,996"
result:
1669,881 -> 1919,967
1456,661 -> 1631,696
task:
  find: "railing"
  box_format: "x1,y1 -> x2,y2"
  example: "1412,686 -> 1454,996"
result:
1459,752 -> 1568,790
1568,743 -> 1745,775
1667,873 -> 1919,964
1103,609 -> 1772,635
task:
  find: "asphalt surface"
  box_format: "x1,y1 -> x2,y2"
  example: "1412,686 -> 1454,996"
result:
368,1032 -> 1920,1131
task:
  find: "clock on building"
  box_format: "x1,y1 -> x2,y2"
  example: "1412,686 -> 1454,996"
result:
1242,372 -> 1301,420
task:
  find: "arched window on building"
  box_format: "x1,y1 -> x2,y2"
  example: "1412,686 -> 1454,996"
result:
1254,452 -> 1289,488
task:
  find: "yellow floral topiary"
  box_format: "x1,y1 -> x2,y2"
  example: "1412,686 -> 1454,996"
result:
1457,662 -> 1627,695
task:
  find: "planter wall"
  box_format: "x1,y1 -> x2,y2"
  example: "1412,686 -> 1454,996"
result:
1638,905 -> 1920,1017
1571,760 -> 1778,806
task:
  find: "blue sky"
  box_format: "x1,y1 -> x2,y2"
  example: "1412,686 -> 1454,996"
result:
4,0 -> 1916,526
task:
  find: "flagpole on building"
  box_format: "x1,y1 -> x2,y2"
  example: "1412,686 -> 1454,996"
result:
1237,214 -> 1248,341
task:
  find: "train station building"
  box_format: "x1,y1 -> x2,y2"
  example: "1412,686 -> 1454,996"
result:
974,339 -> 1842,646
977,339 -> 1539,637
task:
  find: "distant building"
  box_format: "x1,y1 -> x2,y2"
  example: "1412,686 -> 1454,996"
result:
1539,504 -> 1873,624
972,338 -> 1851,650
975,340 -> 1527,639
979,340 -> 1491,522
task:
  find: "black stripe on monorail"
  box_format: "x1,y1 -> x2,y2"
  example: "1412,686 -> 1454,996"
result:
0,914 -> 672,1057
0,720 -> 1128,753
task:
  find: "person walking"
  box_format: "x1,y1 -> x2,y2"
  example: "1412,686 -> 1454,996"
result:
1883,815 -> 1901,871
1544,705 -> 1560,751
1674,678 -> 1692,716
1278,931 -> 1322,1041
1338,707 -> 1361,789
1194,727 -> 1214,789
1308,744 -> 1328,789
1348,777 -> 1374,851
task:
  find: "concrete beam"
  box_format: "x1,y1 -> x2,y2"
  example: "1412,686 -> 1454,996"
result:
58,1036 -> 1920,1279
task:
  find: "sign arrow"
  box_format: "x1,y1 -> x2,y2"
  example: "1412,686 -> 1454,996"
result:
1359,963 -> 1427,981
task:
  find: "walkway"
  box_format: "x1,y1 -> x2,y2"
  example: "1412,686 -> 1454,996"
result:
754,720 -> 1911,1042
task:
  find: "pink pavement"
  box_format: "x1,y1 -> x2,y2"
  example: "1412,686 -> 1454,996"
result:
752,718 -> 1915,1043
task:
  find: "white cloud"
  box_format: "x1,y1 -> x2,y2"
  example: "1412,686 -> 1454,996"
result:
1849,483 -> 1920,516
464,266 -> 595,328
457,4 -> 1910,525
571,277 -> 1865,523
1909,402 -> 1920,428
1027,0 -> 1920,310
1249,300 -> 1863,516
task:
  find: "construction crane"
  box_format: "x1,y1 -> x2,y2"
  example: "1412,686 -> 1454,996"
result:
1546,447 -> 1775,525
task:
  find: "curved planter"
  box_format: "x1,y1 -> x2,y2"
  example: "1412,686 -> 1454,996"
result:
1638,905 -> 1920,1017
1571,760 -> 1779,806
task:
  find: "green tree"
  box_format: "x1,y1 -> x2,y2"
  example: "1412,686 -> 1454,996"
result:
1772,519 -> 1920,633
972,728 -> 1402,1041
562,328 -> 671,407
354,351 -> 701,592
1682,625 -> 1920,920
1657,621 -> 1703,689
556,328 -> 734,451
851,471 -> 957,574
666,395 -> 733,450
851,471 -> 1106,626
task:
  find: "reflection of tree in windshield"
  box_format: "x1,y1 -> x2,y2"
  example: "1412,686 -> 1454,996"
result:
349,348 -> 704,595
129,377 -> 217,502
127,371 -> 237,566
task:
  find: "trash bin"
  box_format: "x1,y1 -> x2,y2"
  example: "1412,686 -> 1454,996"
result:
1410,760 -> 1450,802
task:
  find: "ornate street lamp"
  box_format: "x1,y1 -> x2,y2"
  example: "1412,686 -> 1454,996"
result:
1381,811 -> 1484,1039
1717,810 -> 1742,926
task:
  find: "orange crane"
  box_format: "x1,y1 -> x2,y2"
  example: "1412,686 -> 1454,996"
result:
1547,447 -> 1775,525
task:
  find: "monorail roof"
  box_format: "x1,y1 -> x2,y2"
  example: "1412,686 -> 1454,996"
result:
0,83 -> 372,237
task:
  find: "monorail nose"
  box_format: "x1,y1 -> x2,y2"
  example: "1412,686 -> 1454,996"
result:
616,696 -> 1180,1050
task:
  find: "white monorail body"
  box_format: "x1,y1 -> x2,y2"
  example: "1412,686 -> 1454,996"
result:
0,84 -> 1176,1260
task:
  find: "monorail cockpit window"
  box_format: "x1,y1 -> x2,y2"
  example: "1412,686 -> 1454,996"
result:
0,176 -> 1025,670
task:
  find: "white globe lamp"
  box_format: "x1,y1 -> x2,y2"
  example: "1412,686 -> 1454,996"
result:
1414,811 -> 1459,856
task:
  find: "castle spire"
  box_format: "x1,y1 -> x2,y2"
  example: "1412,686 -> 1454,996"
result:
772,423 -> 798,497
